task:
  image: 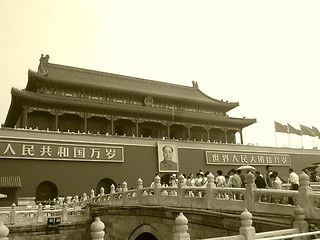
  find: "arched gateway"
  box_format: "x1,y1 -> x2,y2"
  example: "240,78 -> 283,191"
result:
35,181 -> 58,203
96,178 -> 117,194
129,224 -> 164,240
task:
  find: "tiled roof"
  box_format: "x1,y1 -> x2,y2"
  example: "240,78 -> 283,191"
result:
0,176 -> 22,188
27,56 -> 239,109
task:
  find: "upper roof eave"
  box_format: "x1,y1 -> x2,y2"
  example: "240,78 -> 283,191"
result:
27,59 -> 239,110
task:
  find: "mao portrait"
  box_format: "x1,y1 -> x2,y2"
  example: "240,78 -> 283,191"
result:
158,142 -> 179,172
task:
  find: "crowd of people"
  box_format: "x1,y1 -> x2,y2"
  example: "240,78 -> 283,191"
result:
157,165 -> 320,190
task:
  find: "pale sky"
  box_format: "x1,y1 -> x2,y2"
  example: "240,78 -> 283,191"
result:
1,1 -> 320,148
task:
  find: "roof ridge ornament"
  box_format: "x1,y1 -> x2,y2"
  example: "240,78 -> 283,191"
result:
37,54 -> 50,76
192,80 -> 198,89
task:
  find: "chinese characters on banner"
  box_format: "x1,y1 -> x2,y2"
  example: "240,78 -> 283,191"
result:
205,150 -> 291,166
0,139 -> 124,162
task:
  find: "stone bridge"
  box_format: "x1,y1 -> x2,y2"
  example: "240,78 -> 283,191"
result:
1,172 -> 320,239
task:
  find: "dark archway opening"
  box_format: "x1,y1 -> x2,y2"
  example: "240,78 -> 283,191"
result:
136,232 -> 158,240
96,178 -> 117,194
35,181 -> 58,204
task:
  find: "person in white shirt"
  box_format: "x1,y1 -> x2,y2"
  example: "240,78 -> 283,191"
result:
195,171 -> 204,186
270,171 -> 282,189
288,168 -> 299,189
215,170 -> 226,187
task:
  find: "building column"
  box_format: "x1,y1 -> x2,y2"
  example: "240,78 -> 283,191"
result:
106,115 -> 118,135
111,116 -> 114,135
23,106 -> 28,128
167,123 -> 170,139
206,127 -> 210,141
135,121 -> 139,136
133,119 -> 144,137
239,129 -> 244,145
183,123 -> 193,140
54,110 -> 59,131
221,128 -> 228,143
84,113 -> 88,133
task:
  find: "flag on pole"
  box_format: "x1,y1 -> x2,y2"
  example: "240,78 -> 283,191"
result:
274,121 -> 288,133
312,126 -> 320,138
300,124 -> 315,137
288,123 -> 301,135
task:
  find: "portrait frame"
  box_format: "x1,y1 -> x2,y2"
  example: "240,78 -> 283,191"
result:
157,142 -> 179,173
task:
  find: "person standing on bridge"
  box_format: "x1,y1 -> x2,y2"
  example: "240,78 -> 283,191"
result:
230,169 -> 241,188
270,171 -> 282,189
288,168 -> 299,189
255,171 -> 266,188
215,170 -> 226,187
264,165 -> 273,188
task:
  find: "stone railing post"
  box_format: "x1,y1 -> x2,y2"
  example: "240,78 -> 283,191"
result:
173,212 -> 190,240
10,203 -> 16,225
83,193 -> 88,201
37,203 -> 43,223
110,184 -> 115,206
206,173 -> 215,210
99,187 -> 105,202
66,196 -> 72,205
90,189 -> 95,203
244,172 -> 256,212
62,202 -> 68,222
177,174 -> 186,206
75,195 -> 79,203
136,178 -> 143,204
90,217 -> 105,240
0,221 -> 9,240
298,172 -> 312,219
239,209 -> 256,240
122,181 -> 128,204
82,193 -> 88,207
293,205 -> 309,240
153,175 -> 161,204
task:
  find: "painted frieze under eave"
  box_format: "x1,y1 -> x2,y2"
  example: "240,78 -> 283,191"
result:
5,88 -> 256,129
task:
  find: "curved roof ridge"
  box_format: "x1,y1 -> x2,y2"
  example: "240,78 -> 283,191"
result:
196,88 -> 239,105
28,56 -> 240,108
45,62 -> 238,106
48,62 -> 197,91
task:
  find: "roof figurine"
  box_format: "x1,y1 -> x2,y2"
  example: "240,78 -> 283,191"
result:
192,80 -> 199,89
37,54 -> 49,76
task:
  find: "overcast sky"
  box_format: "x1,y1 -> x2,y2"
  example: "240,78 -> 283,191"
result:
1,1 -> 320,148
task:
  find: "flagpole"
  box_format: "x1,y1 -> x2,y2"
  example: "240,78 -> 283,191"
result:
274,121 -> 278,147
300,124 -> 304,148
312,137 -> 315,149
286,123 -> 290,148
